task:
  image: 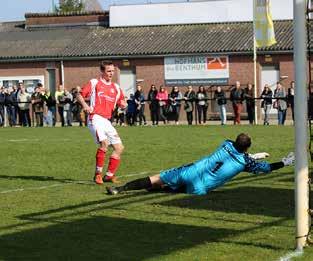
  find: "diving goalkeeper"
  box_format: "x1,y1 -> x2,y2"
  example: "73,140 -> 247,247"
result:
107,133 -> 294,195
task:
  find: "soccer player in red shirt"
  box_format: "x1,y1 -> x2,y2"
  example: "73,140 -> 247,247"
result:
77,61 -> 126,184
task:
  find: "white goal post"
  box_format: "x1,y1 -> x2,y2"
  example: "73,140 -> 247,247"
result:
293,0 -> 310,251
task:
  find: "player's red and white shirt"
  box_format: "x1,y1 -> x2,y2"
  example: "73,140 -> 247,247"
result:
80,78 -> 124,119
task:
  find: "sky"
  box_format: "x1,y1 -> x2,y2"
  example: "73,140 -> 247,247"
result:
0,0 -> 190,22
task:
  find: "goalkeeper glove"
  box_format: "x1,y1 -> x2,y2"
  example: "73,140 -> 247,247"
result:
281,152 -> 295,166
249,152 -> 270,160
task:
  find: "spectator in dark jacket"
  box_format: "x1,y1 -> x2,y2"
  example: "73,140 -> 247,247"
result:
147,85 -> 159,125
0,87 -> 5,126
126,94 -> 137,126
287,81 -> 295,123
214,86 -> 227,125
169,86 -> 183,125
244,83 -> 255,125
71,86 -> 83,127
5,87 -> 17,127
31,83 -> 44,127
134,84 -> 147,125
184,86 -> 196,125
260,84 -> 273,125
43,88 -> 56,127
230,81 -> 244,125
196,85 -> 208,124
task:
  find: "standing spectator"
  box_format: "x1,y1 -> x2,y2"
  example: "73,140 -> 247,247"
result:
76,60 -> 126,184
17,84 -> 31,127
126,94 -> 137,126
14,84 -> 22,125
147,84 -> 158,125
214,86 -> 227,125
55,84 -> 65,126
134,84 -> 147,125
196,85 -> 208,124
260,84 -> 273,125
244,83 -> 255,125
43,89 -> 56,127
0,87 -> 5,127
5,87 -> 17,127
184,86 -> 196,125
31,83 -> 44,127
71,86 -> 83,127
169,86 -> 183,125
116,98 -> 126,126
62,89 -> 73,127
230,81 -> 244,125
288,81 -> 295,123
274,82 -> 287,125
156,86 -> 168,124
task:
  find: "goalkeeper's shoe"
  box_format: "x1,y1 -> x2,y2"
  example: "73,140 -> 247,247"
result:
103,175 -> 120,184
94,173 -> 103,185
106,186 -> 119,195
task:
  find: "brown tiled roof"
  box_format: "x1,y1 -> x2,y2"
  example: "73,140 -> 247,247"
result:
0,20 -> 305,61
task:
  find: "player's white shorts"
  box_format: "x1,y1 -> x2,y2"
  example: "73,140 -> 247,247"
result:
88,114 -> 122,145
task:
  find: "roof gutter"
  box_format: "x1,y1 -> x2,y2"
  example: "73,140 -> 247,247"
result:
0,50 -> 297,63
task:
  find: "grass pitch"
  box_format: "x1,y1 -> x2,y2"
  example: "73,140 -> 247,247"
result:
0,125 -> 312,260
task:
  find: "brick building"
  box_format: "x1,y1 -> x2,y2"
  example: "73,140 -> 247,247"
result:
0,9 -> 308,121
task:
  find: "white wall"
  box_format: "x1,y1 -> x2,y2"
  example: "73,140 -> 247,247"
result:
110,0 -> 293,27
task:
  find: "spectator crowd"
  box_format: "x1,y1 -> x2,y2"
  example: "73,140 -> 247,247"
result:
0,80 -> 303,128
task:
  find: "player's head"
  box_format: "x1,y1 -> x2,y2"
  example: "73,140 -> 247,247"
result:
234,133 -> 251,153
100,60 -> 115,81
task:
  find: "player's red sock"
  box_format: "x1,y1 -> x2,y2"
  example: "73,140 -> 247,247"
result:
106,156 -> 120,178
95,148 -> 106,174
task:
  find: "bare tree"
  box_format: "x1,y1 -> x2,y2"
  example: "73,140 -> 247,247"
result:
83,0 -> 103,11
57,0 -> 85,12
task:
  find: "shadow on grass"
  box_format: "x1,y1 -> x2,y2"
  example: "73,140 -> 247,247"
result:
0,215 -> 239,260
0,187 -> 291,259
0,174 -> 85,184
0,214 -> 287,260
159,186 -> 294,218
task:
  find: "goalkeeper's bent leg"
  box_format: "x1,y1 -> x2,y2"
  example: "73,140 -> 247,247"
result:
116,177 -> 152,192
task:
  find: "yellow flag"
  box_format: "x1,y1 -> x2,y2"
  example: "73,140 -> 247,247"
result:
254,0 -> 276,47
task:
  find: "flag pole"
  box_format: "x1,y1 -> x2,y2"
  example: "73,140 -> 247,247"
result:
253,0 -> 258,125
294,0 -> 309,250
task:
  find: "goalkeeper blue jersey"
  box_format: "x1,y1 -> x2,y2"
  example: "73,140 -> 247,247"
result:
160,140 -> 271,195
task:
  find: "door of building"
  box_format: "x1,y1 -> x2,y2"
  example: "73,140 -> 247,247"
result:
261,65 -> 279,114
47,69 -> 56,95
119,70 -> 136,98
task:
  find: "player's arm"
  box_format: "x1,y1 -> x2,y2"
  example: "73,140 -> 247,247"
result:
117,89 -> 126,109
245,152 -> 294,174
77,82 -> 92,113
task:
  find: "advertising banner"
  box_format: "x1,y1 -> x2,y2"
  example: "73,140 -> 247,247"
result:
164,55 -> 229,86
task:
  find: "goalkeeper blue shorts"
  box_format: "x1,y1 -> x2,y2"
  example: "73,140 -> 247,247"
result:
160,163 -> 207,195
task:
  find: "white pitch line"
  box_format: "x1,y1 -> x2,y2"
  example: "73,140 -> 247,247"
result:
8,139 -> 39,142
278,249 -> 303,261
0,171 -> 152,194
7,138 -> 71,143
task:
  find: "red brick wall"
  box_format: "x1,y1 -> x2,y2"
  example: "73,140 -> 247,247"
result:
0,62 -> 47,76
26,14 -> 108,27
63,60 -> 101,90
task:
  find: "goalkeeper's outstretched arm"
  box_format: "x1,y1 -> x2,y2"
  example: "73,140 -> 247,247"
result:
245,152 -> 295,174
